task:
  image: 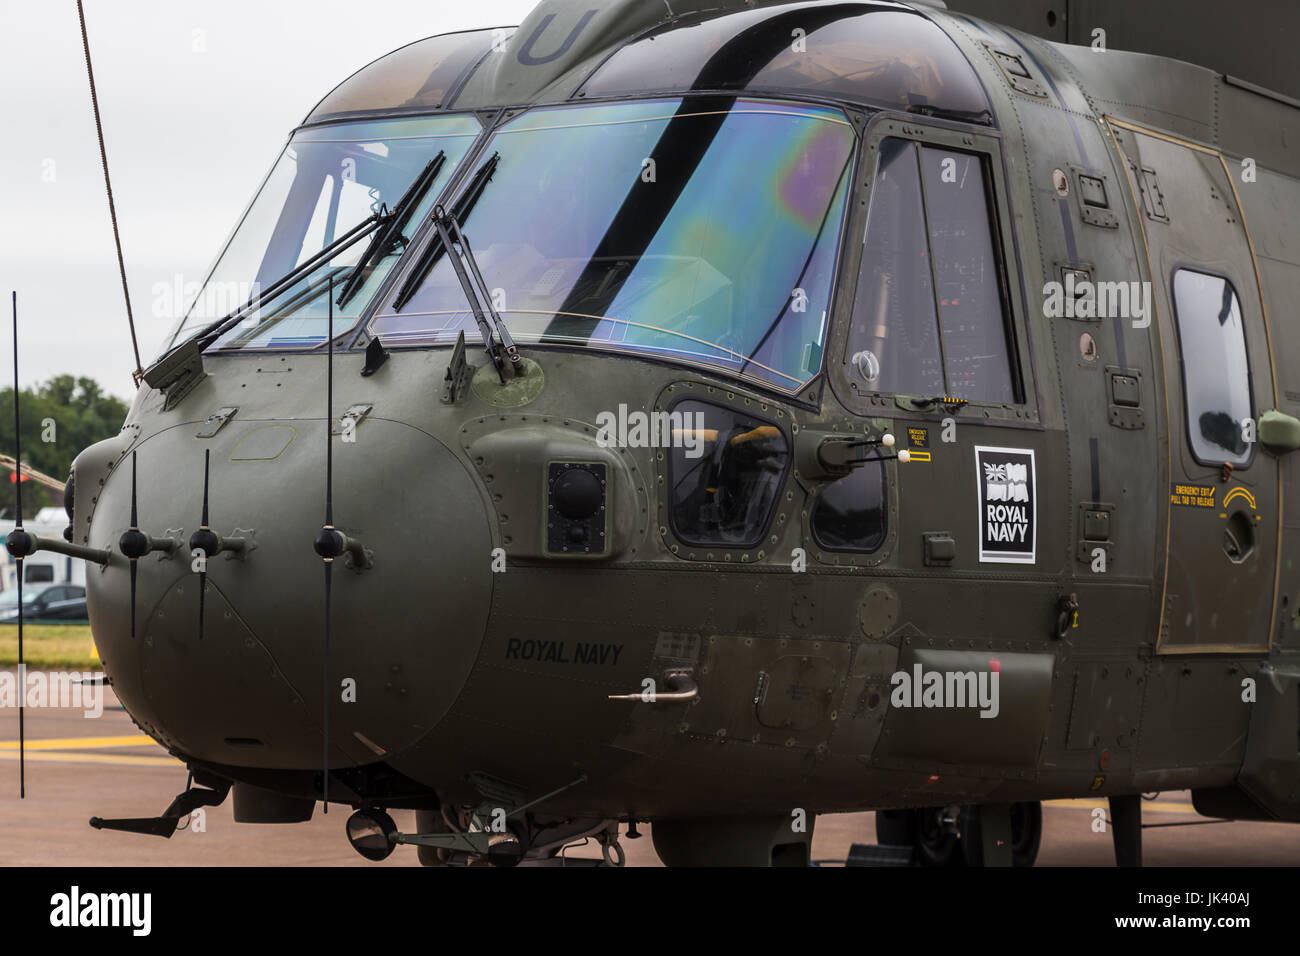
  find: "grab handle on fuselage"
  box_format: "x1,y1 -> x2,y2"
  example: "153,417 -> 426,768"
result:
608,668 -> 699,703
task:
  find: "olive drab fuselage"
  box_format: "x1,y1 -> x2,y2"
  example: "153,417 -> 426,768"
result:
71,0 -> 1300,829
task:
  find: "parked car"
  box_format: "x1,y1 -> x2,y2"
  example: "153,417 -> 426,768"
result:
0,582 -> 87,622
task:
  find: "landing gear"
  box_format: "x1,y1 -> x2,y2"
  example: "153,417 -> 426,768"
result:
875,805 -> 961,865
875,801 -> 1042,867
918,806 -> 961,866
597,826 -> 626,867
874,808 -> 919,847
1008,800 -> 1043,866
959,803 -> 1012,866
414,809 -> 450,867
1109,794 -> 1142,867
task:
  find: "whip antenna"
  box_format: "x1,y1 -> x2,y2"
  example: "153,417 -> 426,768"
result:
9,292 -> 26,797
76,0 -> 143,384
323,281 -> 333,813
314,276 -> 338,814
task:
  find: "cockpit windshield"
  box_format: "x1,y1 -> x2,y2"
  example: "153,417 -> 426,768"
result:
165,114 -> 479,350
370,97 -> 856,392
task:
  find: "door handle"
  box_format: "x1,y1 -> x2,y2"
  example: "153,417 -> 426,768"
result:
609,669 -> 699,703
1222,512 -> 1255,564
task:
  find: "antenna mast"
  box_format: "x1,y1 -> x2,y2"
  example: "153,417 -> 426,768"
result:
76,0 -> 144,385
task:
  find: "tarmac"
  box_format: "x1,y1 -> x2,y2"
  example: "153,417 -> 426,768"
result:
1,675 -> 1296,867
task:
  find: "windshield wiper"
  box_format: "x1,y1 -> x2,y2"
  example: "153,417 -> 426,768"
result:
335,150 -> 446,309
428,203 -> 524,383
177,212 -> 386,356
392,152 -> 500,313
218,265 -> 349,348
155,153 -> 452,363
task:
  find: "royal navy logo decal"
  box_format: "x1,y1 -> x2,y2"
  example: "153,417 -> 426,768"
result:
975,446 -> 1037,564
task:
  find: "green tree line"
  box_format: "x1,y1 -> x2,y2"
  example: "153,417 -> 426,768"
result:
0,376 -> 129,519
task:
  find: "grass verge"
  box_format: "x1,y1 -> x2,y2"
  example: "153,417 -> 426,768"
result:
0,623 -> 100,669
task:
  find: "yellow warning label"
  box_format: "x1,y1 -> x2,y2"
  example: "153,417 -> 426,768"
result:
1170,484 -> 1215,508
906,427 -> 931,462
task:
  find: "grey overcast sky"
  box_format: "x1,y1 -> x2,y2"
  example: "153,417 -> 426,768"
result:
0,0 -> 536,400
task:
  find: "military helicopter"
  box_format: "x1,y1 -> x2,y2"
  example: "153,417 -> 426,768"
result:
11,0 -> 1300,866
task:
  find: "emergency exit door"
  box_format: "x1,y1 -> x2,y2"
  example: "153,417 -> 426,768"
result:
1110,120 -> 1279,653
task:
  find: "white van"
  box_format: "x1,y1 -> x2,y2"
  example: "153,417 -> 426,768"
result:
0,508 -> 87,592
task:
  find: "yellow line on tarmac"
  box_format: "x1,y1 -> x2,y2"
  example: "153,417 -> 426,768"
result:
0,734 -> 171,766
0,741 -> 1233,795
1045,797 -> 1201,814
0,735 -> 154,751
0,751 -> 178,767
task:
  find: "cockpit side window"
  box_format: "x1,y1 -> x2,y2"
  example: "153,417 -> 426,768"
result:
667,400 -> 790,549
846,138 -> 1019,405
919,146 -> 1017,404
811,459 -> 888,553
847,138 -> 944,397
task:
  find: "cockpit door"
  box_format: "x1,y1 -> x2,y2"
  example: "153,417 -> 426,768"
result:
1110,120 -> 1280,653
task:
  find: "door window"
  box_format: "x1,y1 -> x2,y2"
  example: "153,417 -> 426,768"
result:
1171,270 -> 1253,467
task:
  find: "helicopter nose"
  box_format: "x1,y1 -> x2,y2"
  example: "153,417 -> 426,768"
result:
87,418 -> 495,771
